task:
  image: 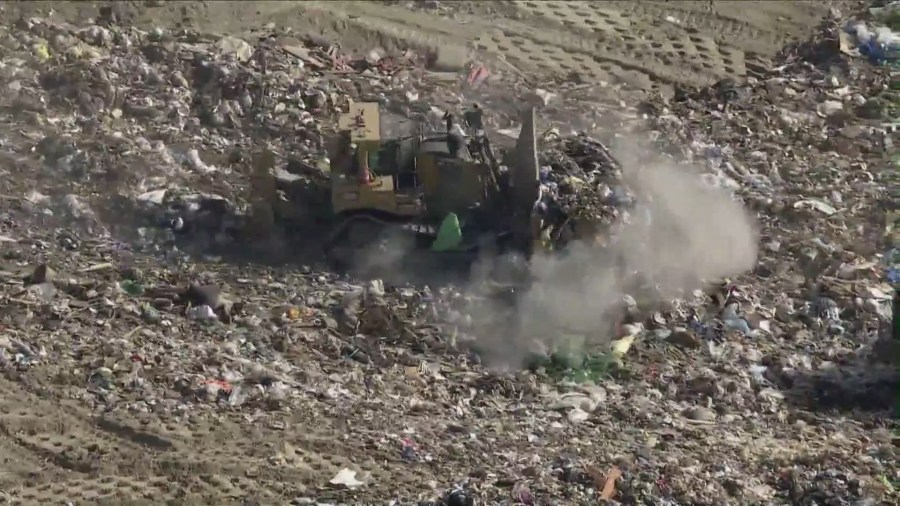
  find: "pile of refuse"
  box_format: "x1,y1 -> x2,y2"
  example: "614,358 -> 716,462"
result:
536,135 -> 632,246
0,16 -> 452,248
0,6 -> 896,506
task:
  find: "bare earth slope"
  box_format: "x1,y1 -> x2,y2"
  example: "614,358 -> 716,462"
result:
8,0 -> 842,91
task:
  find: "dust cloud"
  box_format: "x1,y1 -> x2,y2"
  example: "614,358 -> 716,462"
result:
472,139 -> 760,369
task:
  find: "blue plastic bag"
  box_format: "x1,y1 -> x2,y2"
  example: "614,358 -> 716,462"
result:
858,39 -> 900,64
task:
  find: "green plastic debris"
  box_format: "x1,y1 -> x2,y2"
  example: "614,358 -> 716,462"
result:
431,212 -> 463,251
567,353 -> 621,383
120,280 -> 144,297
534,334 -> 627,383
141,303 -> 161,324
32,40 -> 50,62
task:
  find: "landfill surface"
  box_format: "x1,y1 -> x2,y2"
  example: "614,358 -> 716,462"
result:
0,1 -> 897,505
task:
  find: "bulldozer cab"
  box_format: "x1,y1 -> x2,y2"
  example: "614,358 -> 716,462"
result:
330,102 -> 421,216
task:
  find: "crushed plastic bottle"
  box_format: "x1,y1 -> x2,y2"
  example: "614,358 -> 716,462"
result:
846,21 -> 900,64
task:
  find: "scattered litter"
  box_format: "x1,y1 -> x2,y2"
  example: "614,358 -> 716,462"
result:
329,468 -> 365,489
600,466 -> 622,500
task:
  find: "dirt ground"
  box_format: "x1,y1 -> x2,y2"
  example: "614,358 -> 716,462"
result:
0,1 -> 891,505
9,0 -> 840,90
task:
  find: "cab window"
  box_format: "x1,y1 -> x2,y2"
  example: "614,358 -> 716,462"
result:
367,150 -> 380,172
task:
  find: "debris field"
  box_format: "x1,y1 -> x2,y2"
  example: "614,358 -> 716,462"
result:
0,1 -> 895,505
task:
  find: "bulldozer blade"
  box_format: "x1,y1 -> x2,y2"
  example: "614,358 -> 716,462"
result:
247,149 -> 277,237
250,150 -> 276,195
504,106 -> 540,248
511,106 -> 540,213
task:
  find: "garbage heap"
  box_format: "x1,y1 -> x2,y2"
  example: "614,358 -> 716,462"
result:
536,135 -> 633,248
0,16 -> 437,251
0,7 -> 896,506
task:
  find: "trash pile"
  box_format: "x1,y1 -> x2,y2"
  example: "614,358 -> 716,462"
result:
0,17 -> 457,250
536,136 -> 633,246
0,6 -> 896,506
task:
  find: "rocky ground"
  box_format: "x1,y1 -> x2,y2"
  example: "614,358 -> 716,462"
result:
0,1 -> 896,505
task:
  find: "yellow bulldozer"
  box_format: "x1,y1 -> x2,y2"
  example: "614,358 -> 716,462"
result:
250,101 -> 542,275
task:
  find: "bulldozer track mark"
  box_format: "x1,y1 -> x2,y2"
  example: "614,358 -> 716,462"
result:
344,0 -> 719,87
94,418 -> 175,451
475,28 -> 722,89
505,0 -> 749,84
0,376 -> 175,452
0,415 -> 175,503
286,0 -> 826,91
0,381 -> 438,501
509,0 -> 637,42
16,0 -> 826,93
603,0 -> 832,55
11,475 -> 172,505
0,378 -> 273,502
0,437 -> 67,487
0,376 -> 182,502
0,406 -> 155,475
